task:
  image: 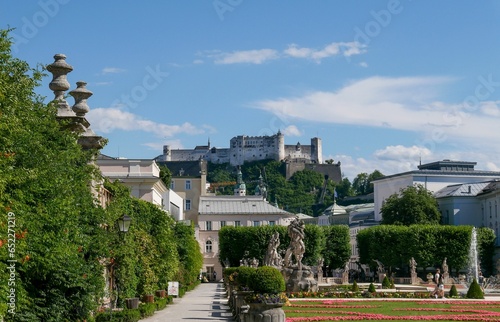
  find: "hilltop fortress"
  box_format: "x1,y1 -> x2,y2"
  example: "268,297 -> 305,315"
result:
157,131 -> 322,166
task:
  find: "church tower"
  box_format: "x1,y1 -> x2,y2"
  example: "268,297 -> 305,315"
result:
234,167 -> 246,196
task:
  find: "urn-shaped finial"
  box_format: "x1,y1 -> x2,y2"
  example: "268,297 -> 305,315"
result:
46,54 -> 73,102
69,81 -> 93,116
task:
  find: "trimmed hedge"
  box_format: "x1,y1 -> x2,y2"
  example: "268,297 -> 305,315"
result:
466,279 -> 484,299
95,309 -> 141,322
139,302 -> 157,318
249,266 -> 285,294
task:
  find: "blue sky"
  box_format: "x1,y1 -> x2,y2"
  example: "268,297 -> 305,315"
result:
3,1 -> 500,180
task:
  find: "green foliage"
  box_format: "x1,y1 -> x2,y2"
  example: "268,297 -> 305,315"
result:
248,266 -> 285,294
303,224 -> 325,266
449,284 -> 459,297
382,276 -> 391,289
321,225 -> 351,269
368,283 -> 377,292
0,29 -> 109,320
236,266 -> 257,290
476,227 -> 496,276
174,222 -> 203,288
381,184 -> 441,225
357,225 -> 474,273
466,279 -> 484,299
351,280 -> 359,292
139,302 -> 157,318
159,165 -> 172,188
95,309 -> 141,322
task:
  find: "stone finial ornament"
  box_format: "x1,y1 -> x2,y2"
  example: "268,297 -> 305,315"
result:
46,54 -> 74,115
69,81 -> 92,116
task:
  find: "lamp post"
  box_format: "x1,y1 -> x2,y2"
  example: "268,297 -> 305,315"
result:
116,214 -> 132,233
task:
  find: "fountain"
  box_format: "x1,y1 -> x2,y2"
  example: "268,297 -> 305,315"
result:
467,227 -> 480,284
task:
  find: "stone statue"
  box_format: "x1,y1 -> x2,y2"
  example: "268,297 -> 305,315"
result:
264,232 -> 282,268
409,257 -> 418,284
317,257 -> 324,280
284,217 -> 306,270
342,262 -> 349,284
442,257 -> 449,283
373,259 -> 384,274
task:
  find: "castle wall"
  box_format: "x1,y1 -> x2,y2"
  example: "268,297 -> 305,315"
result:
159,133 -> 322,166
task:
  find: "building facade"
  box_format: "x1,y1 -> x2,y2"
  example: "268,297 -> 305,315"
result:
373,160 -> 500,222
197,195 -> 294,280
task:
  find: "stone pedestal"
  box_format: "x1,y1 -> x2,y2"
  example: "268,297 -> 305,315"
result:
245,303 -> 285,322
282,266 -> 318,293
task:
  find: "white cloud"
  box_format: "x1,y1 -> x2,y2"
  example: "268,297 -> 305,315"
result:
101,67 -> 125,74
214,49 -> 279,65
285,42 -> 367,63
205,41 -> 367,65
282,125 -> 303,137
374,145 -> 432,161
359,62 -> 368,68
87,108 -> 205,137
193,59 -> 204,64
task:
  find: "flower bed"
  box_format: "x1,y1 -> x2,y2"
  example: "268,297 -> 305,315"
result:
284,299 -> 500,321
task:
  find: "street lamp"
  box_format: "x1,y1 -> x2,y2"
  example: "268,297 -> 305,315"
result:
116,214 -> 132,233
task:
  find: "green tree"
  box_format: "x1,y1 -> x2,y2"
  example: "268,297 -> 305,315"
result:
159,164 -> 172,188
321,225 -> 351,270
367,170 -> 384,194
335,177 -> 354,200
381,184 -> 441,225
352,173 -> 369,196
0,29 -> 108,320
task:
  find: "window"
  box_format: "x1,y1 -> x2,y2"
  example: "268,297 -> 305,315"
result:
253,221 -> 260,227
221,221 -> 226,228
185,180 -> 191,190
205,240 -> 212,253
269,221 -> 275,226
185,199 -> 191,210
170,180 -> 175,189
206,221 -> 212,231
234,221 -> 241,227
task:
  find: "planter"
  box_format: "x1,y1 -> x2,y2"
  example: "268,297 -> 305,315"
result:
245,302 -> 285,322
125,297 -> 140,309
155,290 -> 167,298
233,290 -> 253,318
142,294 -> 155,303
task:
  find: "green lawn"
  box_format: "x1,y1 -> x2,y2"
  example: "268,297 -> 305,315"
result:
284,299 -> 500,321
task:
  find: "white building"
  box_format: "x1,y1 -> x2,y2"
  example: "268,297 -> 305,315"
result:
96,155 -> 184,218
373,160 -> 500,222
197,195 -> 294,280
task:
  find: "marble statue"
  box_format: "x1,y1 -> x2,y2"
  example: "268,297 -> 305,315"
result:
284,217 -> 306,270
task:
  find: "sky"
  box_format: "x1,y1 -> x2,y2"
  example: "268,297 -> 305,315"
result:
2,1 -> 500,180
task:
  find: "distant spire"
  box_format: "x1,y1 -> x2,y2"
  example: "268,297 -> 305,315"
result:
208,137 -> 211,149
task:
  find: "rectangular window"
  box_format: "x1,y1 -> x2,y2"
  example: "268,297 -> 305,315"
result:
170,180 -> 175,189
253,221 -> 260,227
269,221 -> 275,226
234,221 -> 241,227
221,221 -> 226,228
185,199 -> 191,210
185,180 -> 191,190
206,221 -> 212,231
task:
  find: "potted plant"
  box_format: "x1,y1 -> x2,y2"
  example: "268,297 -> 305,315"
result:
245,266 -> 287,322
232,266 -> 256,318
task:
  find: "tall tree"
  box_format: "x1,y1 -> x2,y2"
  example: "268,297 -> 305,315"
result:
381,184 -> 441,225
352,172 -> 369,195
0,29 -> 107,320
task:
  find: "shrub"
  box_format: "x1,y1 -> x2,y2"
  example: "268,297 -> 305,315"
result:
382,276 -> 391,289
449,284 -> 459,297
368,283 -> 377,292
156,298 -> 168,310
248,266 -> 285,294
236,266 -> 257,290
351,280 -> 359,292
139,302 -> 157,317
466,279 -> 484,299
95,309 -> 141,322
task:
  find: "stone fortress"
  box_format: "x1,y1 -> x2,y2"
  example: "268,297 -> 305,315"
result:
157,131 -> 323,166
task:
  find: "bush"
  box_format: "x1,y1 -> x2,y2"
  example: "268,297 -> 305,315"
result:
95,309 -> 141,322
382,276 -> 391,289
139,302 -> 157,317
236,266 -> 257,290
351,280 -> 359,292
449,284 -> 459,297
466,279 -> 484,299
368,283 -> 377,292
248,266 -> 285,294
156,297 -> 168,310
